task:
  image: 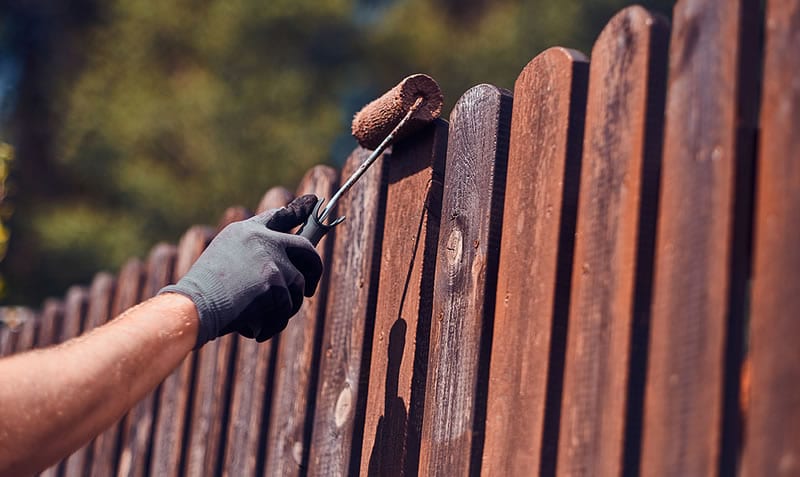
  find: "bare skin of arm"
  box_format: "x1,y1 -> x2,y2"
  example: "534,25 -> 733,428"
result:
0,293 -> 198,477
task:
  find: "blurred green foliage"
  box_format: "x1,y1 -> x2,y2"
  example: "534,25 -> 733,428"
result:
3,0 -> 673,305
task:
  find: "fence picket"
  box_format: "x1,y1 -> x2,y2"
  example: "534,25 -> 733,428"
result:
222,189 -> 291,477
63,272 -> 117,477
359,120 -> 449,476
418,84 -> 512,476
555,7 -> 669,477
263,166 -> 339,476
90,259 -> 145,477
151,226 -> 215,476
641,0 -> 761,474
307,147 -> 389,476
743,0 -> 800,474
482,47 -> 588,476
182,217 -> 243,477
35,299 -> 65,349
116,244 -> 176,477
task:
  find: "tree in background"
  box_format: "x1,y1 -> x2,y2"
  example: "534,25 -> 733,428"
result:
1,0 -> 673,305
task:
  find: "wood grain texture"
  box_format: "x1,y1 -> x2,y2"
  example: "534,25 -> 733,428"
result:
742,0 -> 800,475
556,7 -> 669,477
307,148 -> 388,476
183,215 -> 244,477
418,84 -> 512,477
222,189 -> 291,477
151,226 -> 215,477
482,47 -> 589,477
117,244 -> 176,477
263,166 -> 339,477
359,120 -> 449,476
641,0 -> 761,475
90,258 -> 145,477
63,272 -> 117,477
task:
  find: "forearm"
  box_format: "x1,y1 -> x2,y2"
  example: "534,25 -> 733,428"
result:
0,293 -> 198,477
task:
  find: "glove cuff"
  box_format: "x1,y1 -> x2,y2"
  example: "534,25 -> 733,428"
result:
159,267 -> 233,348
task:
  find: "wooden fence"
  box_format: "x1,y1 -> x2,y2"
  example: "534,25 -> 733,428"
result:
1,0 -> 798,475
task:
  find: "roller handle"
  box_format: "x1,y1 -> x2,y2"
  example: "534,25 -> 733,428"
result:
298,198 -> 345,246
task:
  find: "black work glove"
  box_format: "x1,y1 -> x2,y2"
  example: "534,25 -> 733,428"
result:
160,195 -> 323,348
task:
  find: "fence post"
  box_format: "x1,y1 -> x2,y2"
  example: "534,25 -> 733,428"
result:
742,0 -> 800,474
418,84 -> 512,476
482,47 -> 588,477
151,226 -> 215,476
642,0 -> 761,474
183,216 -> 241,477
359,120 -> 448,476
307,147 -> 388,476
222,188 -> 292,477
555,7 -> 669,477
263,166 -> 339,476
117,244 -> 176,477
90,258 -> 145,477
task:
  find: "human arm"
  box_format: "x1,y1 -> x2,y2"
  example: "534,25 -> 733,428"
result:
0,293 -> 198,476
0,195 -> 323,476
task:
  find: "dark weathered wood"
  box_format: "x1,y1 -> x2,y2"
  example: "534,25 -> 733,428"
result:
360,120 -> 449,476
35,299 -> 65,348
742,0 -> 800,475
10,309 -> 38,353
0,308 -> 35,355
418,84 -> 512,476
642,0 -> 760,474
90,259 -> 145,477
183,215 -> 244,477
63,272 -> 117,477
0,323 -> 12,357
84,272 -> 117,331
222,189 -> 291,477
151,226 -> 215,477
555,7 -> 669,477
117,244 -> 176,477
60,286 -> 89,343
482,47 -> 588,477
307,148 -> 388,475
263,165 -> 339,476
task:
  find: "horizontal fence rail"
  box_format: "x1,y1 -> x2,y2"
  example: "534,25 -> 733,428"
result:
1,1 -> 796,476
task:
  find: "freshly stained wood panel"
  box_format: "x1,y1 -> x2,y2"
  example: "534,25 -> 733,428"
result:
743,0 -> 800,475
359,120 -> 448,476
91,258 -> 145,477
117,244 -> 176,477
222,188 -> 291,477
642,0 -> 760,474
184,215 -> 244,477
151,226 -> 215,477
482,47 -> 588,477
263,166 -> 339,476
556,7 -> 669,477
307,148 -> 388,476
63,272 -> 117,477
418,84 -> 511,477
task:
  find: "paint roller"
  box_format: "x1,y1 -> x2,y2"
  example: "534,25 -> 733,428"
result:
298,73 -> 444,245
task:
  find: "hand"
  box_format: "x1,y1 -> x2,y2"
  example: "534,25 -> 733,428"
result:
160,195 -> 323,347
